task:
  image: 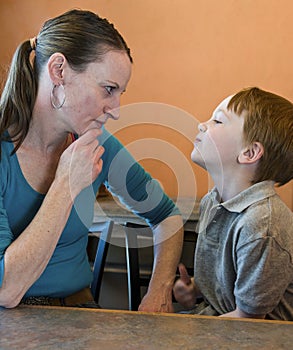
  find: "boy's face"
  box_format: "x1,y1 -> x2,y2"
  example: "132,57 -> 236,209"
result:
191,95 -> 245,174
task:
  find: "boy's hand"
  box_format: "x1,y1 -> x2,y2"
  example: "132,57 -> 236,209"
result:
173,263 -> 197,309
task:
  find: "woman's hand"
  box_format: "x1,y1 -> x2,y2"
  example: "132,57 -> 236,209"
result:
56,128 -> 104,199
173,263 -> 198,309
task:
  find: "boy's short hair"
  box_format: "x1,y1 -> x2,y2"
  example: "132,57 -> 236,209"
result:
227,87 -> 293,186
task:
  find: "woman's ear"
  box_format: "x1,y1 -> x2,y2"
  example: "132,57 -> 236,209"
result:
238,142 -> 264,164
47,53 -> 66,84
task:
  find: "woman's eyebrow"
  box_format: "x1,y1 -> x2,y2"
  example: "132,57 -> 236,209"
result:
103,80 -> 119,88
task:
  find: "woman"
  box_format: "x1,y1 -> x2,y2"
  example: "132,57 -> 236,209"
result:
0,9 -> 183,311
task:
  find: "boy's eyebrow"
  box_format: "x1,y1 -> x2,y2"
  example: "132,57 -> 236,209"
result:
214,109 -> 230,119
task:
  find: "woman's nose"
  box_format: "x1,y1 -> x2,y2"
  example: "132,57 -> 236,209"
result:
108,107 -> 120,120
104,96 -> 120,120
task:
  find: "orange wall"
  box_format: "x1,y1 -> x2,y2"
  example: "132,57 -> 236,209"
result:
0,0 -> 292,209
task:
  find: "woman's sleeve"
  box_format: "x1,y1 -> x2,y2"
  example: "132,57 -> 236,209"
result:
0,150 -> 15,287
99,128 -> 180,227
0,197 -> 14,288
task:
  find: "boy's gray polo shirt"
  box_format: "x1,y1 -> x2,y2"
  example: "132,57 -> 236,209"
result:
194,181 -> 293,320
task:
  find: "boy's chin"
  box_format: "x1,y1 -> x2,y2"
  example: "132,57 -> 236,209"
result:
191,152 -> 206,170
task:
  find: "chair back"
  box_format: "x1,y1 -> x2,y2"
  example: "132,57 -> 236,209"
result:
123,222 -> 153,311
87,221 -> 114,304
123,221 -> 198,311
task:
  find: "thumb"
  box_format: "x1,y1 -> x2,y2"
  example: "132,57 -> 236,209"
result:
178,263 -> 191,285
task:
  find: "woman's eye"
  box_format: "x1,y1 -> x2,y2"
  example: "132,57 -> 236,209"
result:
213,119 -> 222,124
105,86 -> 114,95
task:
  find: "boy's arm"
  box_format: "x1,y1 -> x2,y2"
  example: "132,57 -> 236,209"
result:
220,307 -> 266,319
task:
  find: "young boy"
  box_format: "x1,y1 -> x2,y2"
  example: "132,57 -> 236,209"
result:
173,87 -> 293,320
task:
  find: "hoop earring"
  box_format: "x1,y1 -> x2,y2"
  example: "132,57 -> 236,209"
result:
50,84 -> 66,109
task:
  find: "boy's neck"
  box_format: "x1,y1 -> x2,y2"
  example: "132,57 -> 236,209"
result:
212,174 -> 253,202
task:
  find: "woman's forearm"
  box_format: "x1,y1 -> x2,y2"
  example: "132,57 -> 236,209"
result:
139,215 -> 184,312
0,179 -> 74,308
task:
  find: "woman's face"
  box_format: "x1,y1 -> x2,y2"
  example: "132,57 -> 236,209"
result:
63,50 -> 132,135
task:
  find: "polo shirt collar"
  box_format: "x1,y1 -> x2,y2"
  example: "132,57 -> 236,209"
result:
210,181 -> 276,214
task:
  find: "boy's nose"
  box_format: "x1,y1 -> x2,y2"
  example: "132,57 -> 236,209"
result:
198,122 -> 207,132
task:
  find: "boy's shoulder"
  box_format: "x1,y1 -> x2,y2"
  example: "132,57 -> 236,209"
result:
242,190 -> 292,231
200,181 -> 292,240
238,192 -> 293,260
201,181 -> 289,214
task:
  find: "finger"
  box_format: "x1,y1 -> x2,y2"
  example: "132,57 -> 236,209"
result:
92,147 -> 104,178
94,158 -> 103,175
78,128 -> 103,144
94,145 -> 104,158
178,263 -> 191,285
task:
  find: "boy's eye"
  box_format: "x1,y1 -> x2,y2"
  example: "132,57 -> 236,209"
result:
213,119 -> 222,124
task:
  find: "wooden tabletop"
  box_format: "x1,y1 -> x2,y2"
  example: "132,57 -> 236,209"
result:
1,306 -> 292,349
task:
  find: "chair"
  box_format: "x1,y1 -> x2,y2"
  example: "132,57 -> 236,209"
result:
123,222 -> 153,311
87,220 -> 114,304
123,221 -> 197,311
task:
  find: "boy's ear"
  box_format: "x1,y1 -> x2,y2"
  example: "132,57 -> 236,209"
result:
47,53 -> 66,84
238,142 -> 264,164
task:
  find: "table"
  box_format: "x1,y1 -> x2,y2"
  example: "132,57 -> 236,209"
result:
92,196 -> 199,310
94,195 -> 199,229
0,306 -> 292,349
